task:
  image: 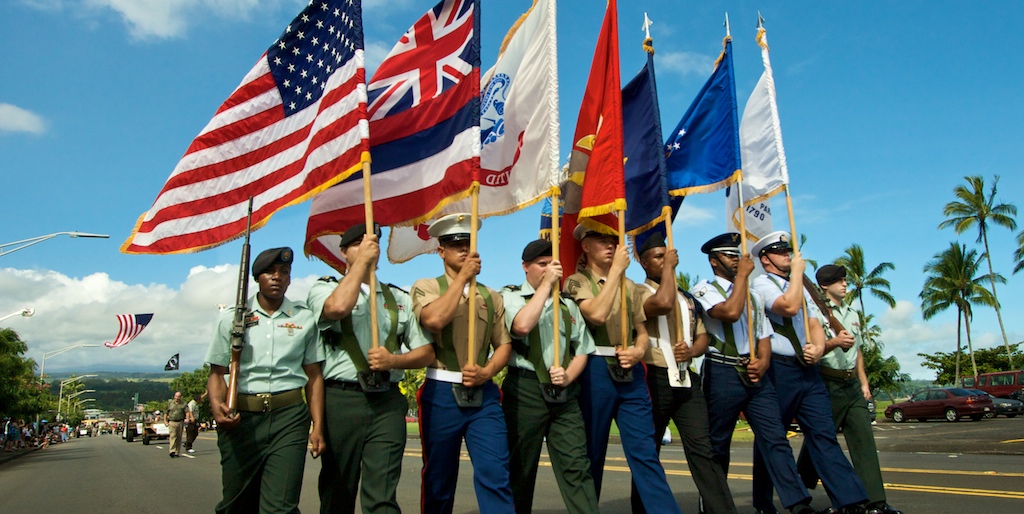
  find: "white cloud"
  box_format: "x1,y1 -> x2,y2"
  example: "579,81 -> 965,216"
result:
676,203 -> 715,226
0,103 -> 46,135
364,40 -> 393,77
657,50 -> 715,78
1,266 -> 320,373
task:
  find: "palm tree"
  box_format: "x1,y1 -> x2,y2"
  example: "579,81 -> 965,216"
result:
1013,229 -> 1024,275
676,272 -> 700,292
797,234 -> 817,270
834,244 -> 896,325
920,243 -> 1003,380
938,175 -> 1018,366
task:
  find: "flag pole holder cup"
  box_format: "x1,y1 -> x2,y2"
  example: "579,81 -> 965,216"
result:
541,383 -> 568,403
452,384 -> 483,408
608,364 -> 634,383
735,357 -> 762,388
357,371 -> 390,393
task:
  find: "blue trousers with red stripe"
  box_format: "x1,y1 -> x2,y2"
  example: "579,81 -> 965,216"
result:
577,355 -> 683,514
417,378 -> 515,514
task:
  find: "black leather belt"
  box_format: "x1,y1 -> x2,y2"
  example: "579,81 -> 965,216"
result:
772,353 -> 802,365
325,379 -> 365,392
706,352 -> 749,367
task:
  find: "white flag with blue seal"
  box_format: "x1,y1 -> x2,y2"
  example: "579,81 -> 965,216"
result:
387,0 -> 561,263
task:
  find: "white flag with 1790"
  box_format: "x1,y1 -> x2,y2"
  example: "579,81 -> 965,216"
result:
387,0 -> 561,263
728,26 -> 788,240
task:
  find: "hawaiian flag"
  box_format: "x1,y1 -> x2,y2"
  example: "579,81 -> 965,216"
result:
306,0 -> 480,270
386,0 -> 561,264
105,314 -> 154,348
561,0 -> 624,273
122,0 -> 370,255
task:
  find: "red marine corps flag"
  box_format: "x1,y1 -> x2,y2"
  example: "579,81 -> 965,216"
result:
122,0 -> 370,254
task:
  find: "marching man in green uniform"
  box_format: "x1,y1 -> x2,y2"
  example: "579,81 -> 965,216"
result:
307,224 -> 435,514
205,247 -> 326,514
500,238 -> 598,514
411,213 -> 516,514
796,265 -> 903,514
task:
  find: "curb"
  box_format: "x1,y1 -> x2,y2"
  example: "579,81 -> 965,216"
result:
0,446 -> 41,466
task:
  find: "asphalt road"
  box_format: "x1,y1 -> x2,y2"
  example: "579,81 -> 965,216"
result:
1,417 -> 1022,513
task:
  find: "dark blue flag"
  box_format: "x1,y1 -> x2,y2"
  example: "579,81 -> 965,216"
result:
664,37 -> 742,195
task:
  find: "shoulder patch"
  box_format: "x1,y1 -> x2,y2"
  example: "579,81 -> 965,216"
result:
695,286 -> 707,298
318,276 -> 338,283
566,278 -> 582,296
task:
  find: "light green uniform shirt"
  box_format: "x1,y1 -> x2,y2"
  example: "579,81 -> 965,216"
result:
819,299 -> 862,370
205,295 -> 323,394
307,278 -> 432,382
501,281 -> 596,372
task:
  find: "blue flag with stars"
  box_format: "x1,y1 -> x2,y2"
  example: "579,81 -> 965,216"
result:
664,37 -> 742,196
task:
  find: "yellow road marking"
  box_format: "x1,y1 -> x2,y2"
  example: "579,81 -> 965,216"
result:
1001,438 -> 1024,444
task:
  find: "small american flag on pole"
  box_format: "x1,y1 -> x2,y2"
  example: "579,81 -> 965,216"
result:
105,314 -> 155,348
122,0 -> 370,254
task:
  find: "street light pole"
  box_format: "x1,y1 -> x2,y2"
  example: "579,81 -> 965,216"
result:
60,389 -> 96,421
0,308 -> 34,323
39,344 -> 101,383
0,232 -> 110,258
57,376 -> 97,421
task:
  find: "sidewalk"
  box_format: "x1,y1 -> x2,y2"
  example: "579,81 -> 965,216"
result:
0,446 -> 42,466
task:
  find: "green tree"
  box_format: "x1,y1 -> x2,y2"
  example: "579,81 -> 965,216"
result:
1,328 -> 56,419
797,234 -> 817,270
170,365 -> 212,422
676,272 -> 700,292
834,244 -> 896,326
1013,229 -> 1024,275
857,314 -> 909,400
938,175 -> 1018,366
918,343 -> 1023,385
920,243 -> 1002,380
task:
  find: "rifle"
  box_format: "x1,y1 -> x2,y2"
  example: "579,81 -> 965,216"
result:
801,274 -> 851,353
226,199 -> 255,414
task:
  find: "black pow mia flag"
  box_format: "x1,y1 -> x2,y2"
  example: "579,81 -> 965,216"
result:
164,353 -> 180,371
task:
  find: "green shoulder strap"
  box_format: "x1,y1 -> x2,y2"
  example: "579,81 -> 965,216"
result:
436,276 -> 494,369
334,285 -> 401,372
523,297 -> 573,384
579,269 -> 633,347
708,281 -> 741,358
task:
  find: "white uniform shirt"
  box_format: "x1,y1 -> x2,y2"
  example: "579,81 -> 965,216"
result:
690,276 -> 772,356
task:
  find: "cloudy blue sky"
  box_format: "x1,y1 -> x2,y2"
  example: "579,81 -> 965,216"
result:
2,0 -> 1022,380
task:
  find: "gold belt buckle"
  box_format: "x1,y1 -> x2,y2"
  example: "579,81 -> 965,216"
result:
257,393 -> 273,412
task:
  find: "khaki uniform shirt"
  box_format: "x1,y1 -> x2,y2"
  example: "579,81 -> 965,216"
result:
820,299 -> 862,370
166,399 -> 187,422
205,295 -> 323,394
563,271 -> 646,348
411,273 -> 512,370
501,281 -> 596,372
307,278 -> 432,382
637,278 -> 706,367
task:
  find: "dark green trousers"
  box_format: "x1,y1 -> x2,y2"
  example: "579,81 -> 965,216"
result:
319,385 -> 407,514
215,401 -> 311,514
797,375 -> 887,504
501,368 -> 598,514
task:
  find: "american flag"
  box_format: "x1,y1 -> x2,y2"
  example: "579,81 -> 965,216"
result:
305,0 -> 479,269
105,313 -> 155,348
122,0 -> 370,255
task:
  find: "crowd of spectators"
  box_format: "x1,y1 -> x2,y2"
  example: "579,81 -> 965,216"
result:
2,417 -> 75,452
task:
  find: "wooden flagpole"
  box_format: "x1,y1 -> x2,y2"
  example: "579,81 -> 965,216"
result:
466,182 -> 481,367
783,185 -> 812,350
663,213 -> 685,347
551,194 -> 561,367
618,214 -> 629,352
361,161 -> 380,349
